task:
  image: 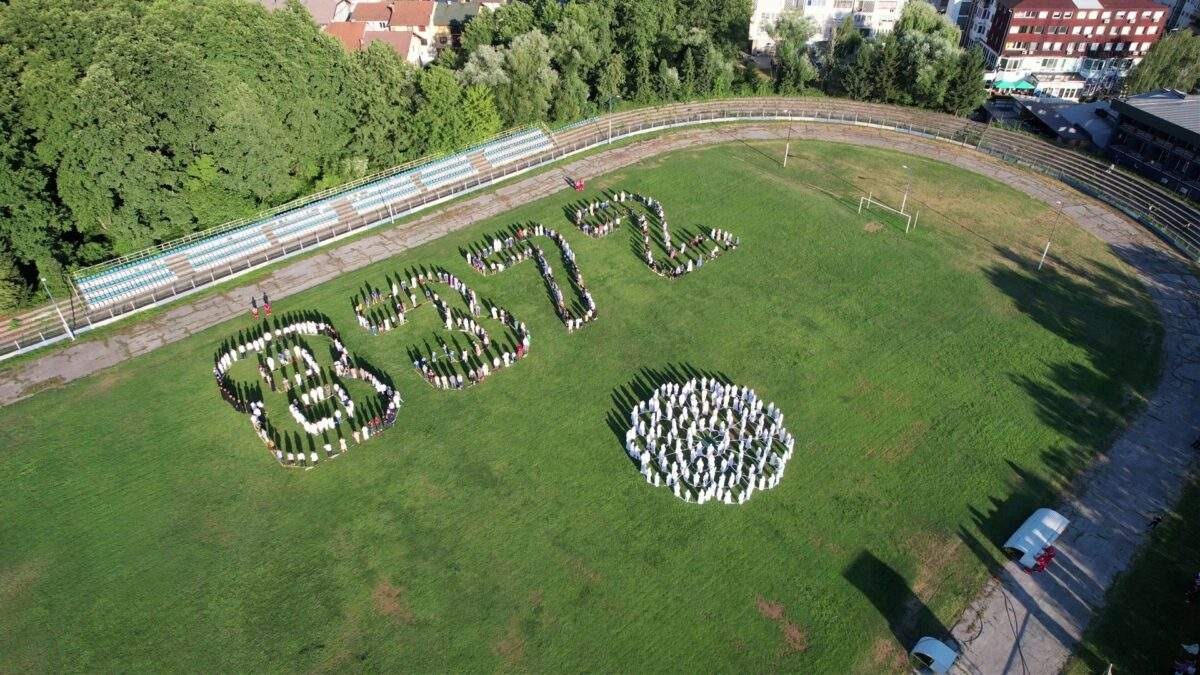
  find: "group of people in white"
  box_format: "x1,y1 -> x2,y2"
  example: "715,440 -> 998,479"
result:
465,224 -> 597,332
351,268 -> 532,390
624,378 -> 794,504
572,196 -> 624,239
628,192 -> 739,278
214,316 -> 402,468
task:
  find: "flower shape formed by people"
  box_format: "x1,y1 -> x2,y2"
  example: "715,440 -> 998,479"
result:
623,378 -> 794,504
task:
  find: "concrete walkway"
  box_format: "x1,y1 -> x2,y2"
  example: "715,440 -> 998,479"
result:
2,123 -> 1199,673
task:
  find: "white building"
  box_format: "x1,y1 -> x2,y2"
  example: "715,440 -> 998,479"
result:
750,0 -> 908,51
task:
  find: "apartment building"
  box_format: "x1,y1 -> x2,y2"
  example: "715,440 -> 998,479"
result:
750,0 -> 907,50
964,0 -> 1168,99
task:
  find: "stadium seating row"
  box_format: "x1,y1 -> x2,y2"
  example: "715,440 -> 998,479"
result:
417,156 -> 478,190
76,128 -> 556,309
75,259 -> 179,308
483,129 -> 553,167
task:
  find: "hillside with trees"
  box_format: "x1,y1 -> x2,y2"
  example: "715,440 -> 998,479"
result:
0,0 -> 986,309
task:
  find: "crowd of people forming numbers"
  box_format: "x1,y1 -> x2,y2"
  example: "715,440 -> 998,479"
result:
625,377 -> 795,504
218,190 -> 746,469
464,223 -> 596,332
571,190 -> 739,279
352,268 -> 531,390
214,315 -> 402,467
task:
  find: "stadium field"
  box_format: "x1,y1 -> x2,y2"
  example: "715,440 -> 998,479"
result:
0,140 -> 1162,672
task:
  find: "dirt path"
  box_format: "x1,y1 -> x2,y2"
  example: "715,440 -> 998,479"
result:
2,122 -> 1199,674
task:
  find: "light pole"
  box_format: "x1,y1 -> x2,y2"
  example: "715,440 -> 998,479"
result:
41,276 -> 75,340
1038,200 -> 1064,271
607,95 -> 621,145
783,123 -> 792,167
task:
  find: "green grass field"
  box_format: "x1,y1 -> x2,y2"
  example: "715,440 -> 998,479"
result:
0,140 -> 1163,672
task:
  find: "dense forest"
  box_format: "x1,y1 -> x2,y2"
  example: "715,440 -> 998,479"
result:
0,0 -> 986,308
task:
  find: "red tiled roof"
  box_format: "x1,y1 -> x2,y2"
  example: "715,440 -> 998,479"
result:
324,21 -> 367,50
363,30 -> 415,56
260,0 -> 345,25
388,0 -> 435,27
351,2 -> 392,22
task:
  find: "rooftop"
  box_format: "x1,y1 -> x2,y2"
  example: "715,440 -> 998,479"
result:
324,21 -> 367,50
1121,90 -> 1200,133
351,2 -> 392,22
260,0 -> 346,25
433,1 -> 484,26
1113,89 -> 1200,149
388,0 -> 435,26
363,29 -> 416,55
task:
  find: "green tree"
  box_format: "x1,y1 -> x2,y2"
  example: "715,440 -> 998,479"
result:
657,58 -> 682,100
943,45 -> 988,116
0,248 -> 29,311
1124,30 -> 1200,94
493,1 -> 536,44
597,52 -> 626,102
893,1 -> 960,44
553,69 -> 591,121
349,43 -> 419,170
461,84 -> 502,143
461,8 -> 497,53
770,13 -> 819,93
839,43 -> 875,100
413,66 -> 468,154
869,33 -> 903,103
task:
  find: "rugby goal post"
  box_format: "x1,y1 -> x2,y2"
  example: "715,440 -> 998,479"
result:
858,192 -> 920,233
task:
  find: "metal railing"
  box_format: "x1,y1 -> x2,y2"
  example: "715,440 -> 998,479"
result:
3,97 -> 1197,361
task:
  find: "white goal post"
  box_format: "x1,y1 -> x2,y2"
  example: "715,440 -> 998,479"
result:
857,192 -> 920,233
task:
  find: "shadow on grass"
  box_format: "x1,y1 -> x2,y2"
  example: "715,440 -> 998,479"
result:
942,241 -> 1176,666
843,550 -> 950,651
603,363 -> 734,460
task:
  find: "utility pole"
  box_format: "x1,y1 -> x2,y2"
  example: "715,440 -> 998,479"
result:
900,164 -> 913,214
42,277 -> 75,340
783,125 -> 792,167
607,96 -> 620,144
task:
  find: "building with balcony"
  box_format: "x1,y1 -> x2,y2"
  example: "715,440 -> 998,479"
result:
1107,89 -> 1200,200
750,0 -> 907,50
964,0 -> 1168,100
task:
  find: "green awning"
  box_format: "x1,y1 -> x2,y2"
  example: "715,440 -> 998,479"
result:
994,79 -> 1036,90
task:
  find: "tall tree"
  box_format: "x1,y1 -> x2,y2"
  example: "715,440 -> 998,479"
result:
769,13 -> 819,94
839,43 -> 875,101
869,33 -> 903,104
893,1 -> 960,44
413,66 -> 468,154
943,45 -> 988,116
461,84 -> 502,142
501,29 -> 556,124
349,43 -> 419,170
1124,30 -> 1200,95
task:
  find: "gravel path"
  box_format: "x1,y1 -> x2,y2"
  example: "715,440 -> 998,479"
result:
3,122 -> 1198,674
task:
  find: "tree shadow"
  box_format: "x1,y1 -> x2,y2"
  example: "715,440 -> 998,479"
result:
843,550 -> 950,650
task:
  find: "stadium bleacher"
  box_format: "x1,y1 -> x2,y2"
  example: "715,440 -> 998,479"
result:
482,128 -> 553,168
417,155 -> 478,190
76,259 -> 178,309
74,126 -> 557,310
181,228 -> 272,272
349,173 -> 420,214
271,208 -> 340,244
